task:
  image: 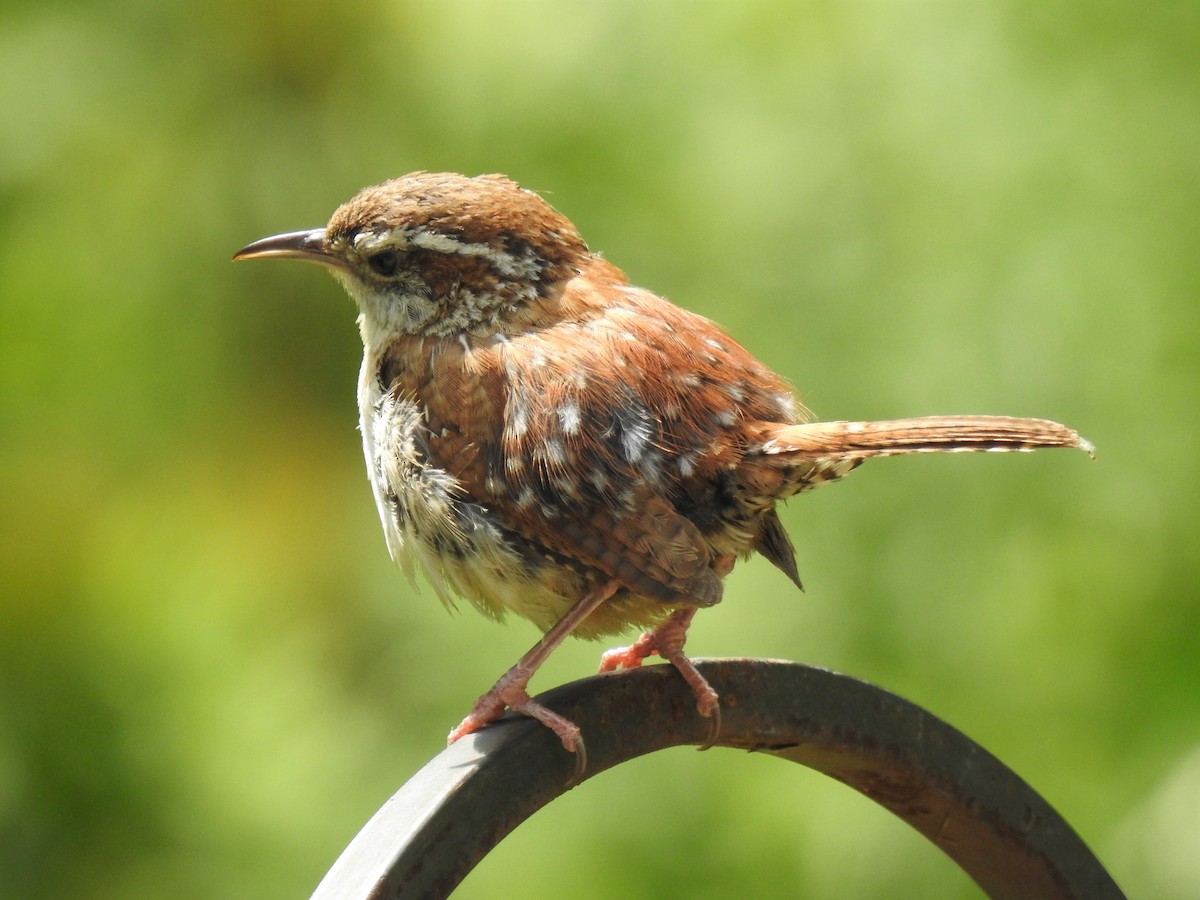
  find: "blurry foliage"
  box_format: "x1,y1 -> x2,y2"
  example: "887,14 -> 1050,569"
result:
1,1 -> 1197,897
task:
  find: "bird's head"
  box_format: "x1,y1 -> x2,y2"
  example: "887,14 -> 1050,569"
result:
234,172 -> 589,345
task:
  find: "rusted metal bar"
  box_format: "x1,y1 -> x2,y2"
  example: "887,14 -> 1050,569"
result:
311,659 -> 1123,900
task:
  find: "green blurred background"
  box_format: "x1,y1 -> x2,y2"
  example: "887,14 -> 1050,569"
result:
2,1 -> 1197,897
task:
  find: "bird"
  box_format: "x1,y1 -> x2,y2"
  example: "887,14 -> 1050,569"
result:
234,171 -> 1091,760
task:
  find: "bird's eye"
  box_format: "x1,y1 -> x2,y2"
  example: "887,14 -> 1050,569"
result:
367,250 -> 402,277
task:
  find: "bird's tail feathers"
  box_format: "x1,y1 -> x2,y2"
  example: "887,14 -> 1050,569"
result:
760,416 -> 1094,461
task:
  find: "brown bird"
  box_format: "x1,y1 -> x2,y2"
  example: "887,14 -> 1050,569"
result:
234,172 -> 1091,758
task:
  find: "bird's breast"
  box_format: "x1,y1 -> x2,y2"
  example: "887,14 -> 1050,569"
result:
357,358 -> 524,618
354,336 -> 688,637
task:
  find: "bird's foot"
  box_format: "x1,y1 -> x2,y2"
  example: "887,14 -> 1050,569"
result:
598,608 -> 721,745
447,581 -> 621,781
448,665 -> 584,757
597,629 -> 661,672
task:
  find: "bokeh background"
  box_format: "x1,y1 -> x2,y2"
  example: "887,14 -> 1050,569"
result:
3,2 -> 1197,897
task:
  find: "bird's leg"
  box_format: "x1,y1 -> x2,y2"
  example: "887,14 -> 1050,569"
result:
598,606 -> 720,723
598,554 -> 733,727
448,580 -> 619,755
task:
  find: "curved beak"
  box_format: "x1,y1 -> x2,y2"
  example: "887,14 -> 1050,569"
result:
233,228 -> 347,271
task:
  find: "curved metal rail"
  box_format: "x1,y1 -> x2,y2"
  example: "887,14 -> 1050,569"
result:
311,659 -> 1123,899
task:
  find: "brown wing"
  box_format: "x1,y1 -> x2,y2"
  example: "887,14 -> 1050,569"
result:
407,279 -> 802,607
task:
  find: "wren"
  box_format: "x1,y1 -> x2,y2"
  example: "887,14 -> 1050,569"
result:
235,172 -> 1091,760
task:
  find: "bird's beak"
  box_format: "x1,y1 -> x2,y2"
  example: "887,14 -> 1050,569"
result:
232,228 -> 348,271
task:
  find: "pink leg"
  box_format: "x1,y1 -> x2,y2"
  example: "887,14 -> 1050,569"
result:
448,581 -> 619,755
598,606 -> 720,722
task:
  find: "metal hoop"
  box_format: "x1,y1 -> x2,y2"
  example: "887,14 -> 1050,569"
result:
312,659 -> 1123,899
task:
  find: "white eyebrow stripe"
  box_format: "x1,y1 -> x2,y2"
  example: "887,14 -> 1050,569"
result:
349,226 -> 544,282
406,229 -> 541,279
351,231 -> 396,253
407,229 -> 474,256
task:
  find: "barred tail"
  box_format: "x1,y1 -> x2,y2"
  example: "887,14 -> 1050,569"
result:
761,416 -> 1094,461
